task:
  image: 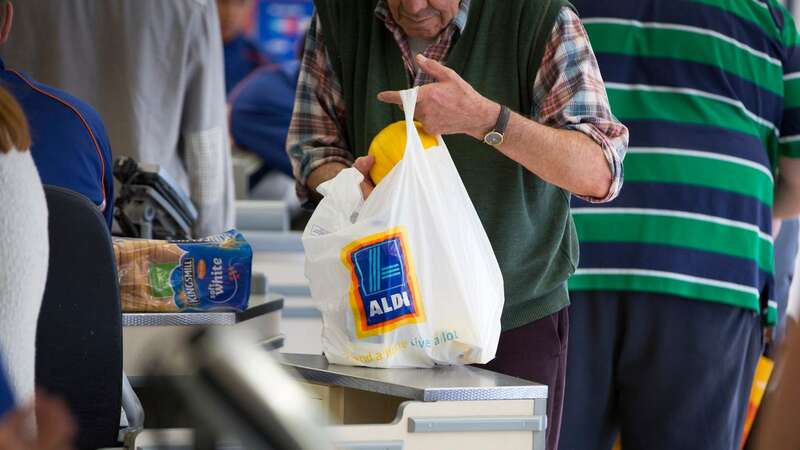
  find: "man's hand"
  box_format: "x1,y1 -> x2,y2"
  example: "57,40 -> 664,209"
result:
307,156 -> 376,201
377,54 -> 613,199
307,162 -> 349,200
377,54 -> 500,139
353,155 -> 376,199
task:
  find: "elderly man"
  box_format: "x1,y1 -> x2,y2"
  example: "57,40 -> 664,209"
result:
287,1 -> 629,448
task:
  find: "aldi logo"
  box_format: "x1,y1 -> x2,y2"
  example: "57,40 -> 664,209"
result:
341,228 -> 425,339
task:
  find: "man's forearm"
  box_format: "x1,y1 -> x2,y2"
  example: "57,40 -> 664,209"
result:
306,161 -> 349,201
470,106 -> 612,199
376,53 -> 619,200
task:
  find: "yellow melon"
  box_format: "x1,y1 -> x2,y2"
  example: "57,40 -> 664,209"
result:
368,121 -> 438,184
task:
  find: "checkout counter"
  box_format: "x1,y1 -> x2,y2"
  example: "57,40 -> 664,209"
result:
113,167 -> 549,450
123,349 -> 547,450
118,240 -> 549,450
282,354 -> 548,450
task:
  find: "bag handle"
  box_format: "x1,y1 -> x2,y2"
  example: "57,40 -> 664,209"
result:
400,88 -> 427,160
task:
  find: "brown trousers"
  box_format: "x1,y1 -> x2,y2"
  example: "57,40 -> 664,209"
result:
480,307 -> 569,450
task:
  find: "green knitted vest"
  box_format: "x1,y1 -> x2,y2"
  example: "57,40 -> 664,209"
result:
315,0 -> 577,330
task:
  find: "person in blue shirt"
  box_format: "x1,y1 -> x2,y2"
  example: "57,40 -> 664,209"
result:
218,0 -> 270,94
0,1 -> 113,229
228,59 -> 299,188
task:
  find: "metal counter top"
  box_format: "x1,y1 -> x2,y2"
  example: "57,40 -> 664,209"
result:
280,353 -> 547,402
122,294 -> 283,327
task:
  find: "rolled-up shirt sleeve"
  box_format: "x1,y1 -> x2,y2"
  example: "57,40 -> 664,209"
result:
532,7 -> 628,203
287,15 -> 354,206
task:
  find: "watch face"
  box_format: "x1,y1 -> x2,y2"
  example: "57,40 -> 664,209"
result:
484,131 -> 503,146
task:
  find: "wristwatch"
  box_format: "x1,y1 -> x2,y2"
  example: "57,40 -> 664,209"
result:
483,105 -> 510,146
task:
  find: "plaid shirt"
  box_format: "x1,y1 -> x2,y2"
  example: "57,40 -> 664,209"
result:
287,1 -> 628,205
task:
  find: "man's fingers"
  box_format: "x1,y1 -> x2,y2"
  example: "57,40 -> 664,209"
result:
360,181 -> 374,200
353,156 -> 376,200
379,79 -> 439,108
353,155 -> 375,175
377,90 -> 402,105
416,54 -> 454,81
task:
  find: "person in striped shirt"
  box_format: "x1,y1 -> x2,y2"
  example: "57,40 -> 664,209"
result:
561,1 -> 800,449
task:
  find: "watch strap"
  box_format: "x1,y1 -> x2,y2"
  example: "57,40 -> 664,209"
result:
494,105 -> 510,135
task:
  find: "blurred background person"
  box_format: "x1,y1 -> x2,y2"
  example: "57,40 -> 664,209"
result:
218,0 -> 271,94
228,35 -> 303,194
0,84 -> 47,412
0,0 -> 113,229
1,0 -> 234,237
0,74 -> 77,450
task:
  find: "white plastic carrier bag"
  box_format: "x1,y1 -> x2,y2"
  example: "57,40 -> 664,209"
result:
302,87 -> 504,368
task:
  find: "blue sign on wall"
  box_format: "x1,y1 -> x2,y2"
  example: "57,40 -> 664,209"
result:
256,0 -> 314,63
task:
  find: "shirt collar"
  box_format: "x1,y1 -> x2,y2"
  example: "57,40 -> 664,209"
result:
375,0 -> 470,35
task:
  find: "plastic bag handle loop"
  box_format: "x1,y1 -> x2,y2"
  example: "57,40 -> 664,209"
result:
400,88 -> 427,160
